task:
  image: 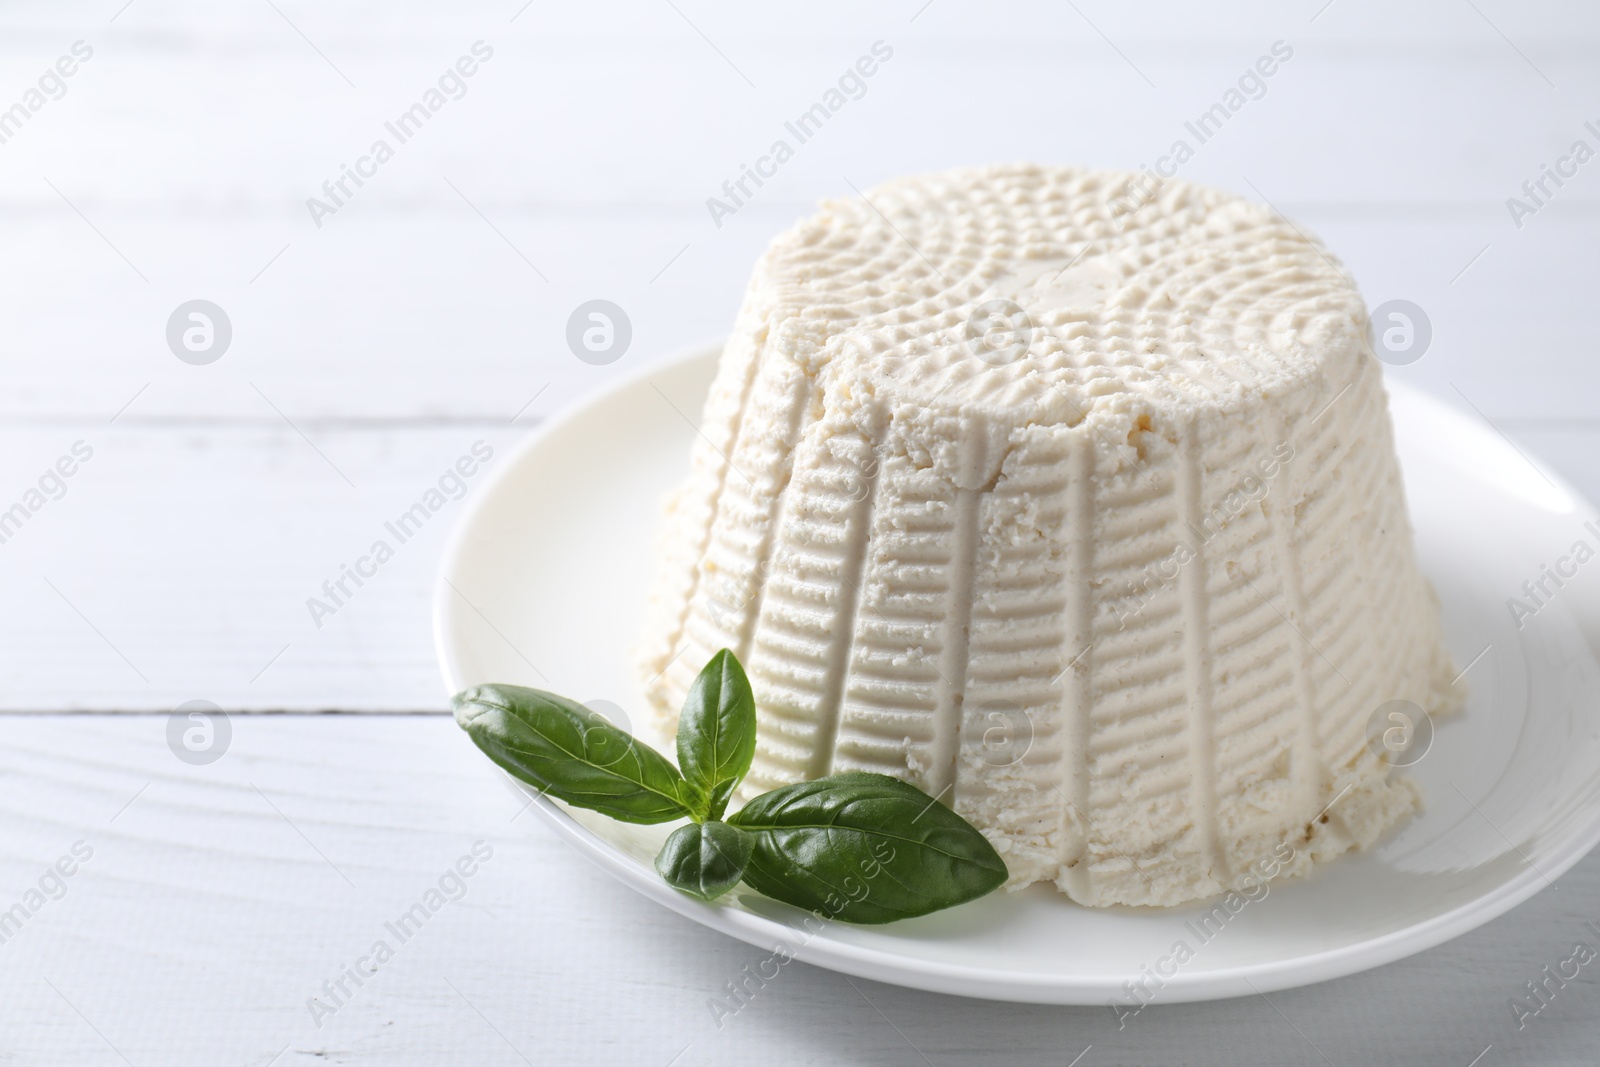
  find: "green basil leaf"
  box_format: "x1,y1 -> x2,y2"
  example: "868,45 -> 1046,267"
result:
728,772 -> 1007,924
453,684 -> 699,824
654,820 -> 753,901
675,648 -> 758,820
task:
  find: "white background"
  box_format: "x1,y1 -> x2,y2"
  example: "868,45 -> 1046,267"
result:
0,0 -> 1596,1063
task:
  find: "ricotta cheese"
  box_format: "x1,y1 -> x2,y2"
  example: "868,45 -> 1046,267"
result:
637,163 -> 1460,907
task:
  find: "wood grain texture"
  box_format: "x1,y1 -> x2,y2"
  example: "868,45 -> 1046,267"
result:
0,0 -> 1597,1062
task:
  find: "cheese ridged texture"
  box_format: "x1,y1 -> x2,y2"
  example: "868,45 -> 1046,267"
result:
637,163 -> 1460,907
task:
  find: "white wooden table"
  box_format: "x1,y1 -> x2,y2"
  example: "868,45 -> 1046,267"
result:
2,1 -> 1597,1063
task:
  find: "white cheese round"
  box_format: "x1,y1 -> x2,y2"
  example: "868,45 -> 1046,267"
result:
638,163 -> 1460,907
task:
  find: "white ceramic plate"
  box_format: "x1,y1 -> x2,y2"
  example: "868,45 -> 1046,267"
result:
434,340 -> 1600,1005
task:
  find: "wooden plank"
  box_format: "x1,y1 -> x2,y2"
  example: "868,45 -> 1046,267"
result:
0,26 -> 1591,209
0,2 -> 1591,426
0,713 -> 1593,1065
1,418 -> 1595,713
0,424 -> 530,710
0,208 -> 1596,424
0,0 -> 1591,235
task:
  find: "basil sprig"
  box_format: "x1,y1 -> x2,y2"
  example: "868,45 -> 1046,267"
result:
453,650 -> 1007,925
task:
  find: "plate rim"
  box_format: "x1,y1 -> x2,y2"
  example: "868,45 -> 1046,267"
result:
434,338 -> 1600,1005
